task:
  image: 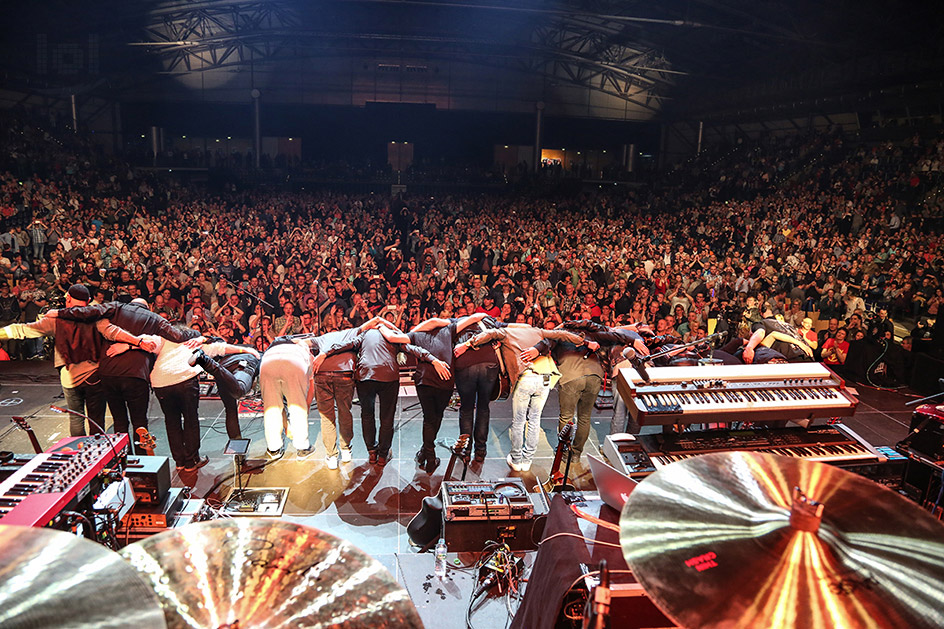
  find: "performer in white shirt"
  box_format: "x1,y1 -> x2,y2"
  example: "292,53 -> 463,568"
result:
109,332 -> 256,471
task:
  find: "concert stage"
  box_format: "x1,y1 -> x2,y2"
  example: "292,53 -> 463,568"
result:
0,359 -> 924,626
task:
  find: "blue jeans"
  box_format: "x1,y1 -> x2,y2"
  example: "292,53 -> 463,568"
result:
510,371 -> 552,464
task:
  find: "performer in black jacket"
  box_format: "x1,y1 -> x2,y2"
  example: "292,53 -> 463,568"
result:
47,297 -> 199,453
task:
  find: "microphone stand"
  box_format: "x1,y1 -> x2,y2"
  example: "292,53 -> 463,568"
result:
642,330 -> 727,365
236,286 -> 274,310
583,560 -> 611,629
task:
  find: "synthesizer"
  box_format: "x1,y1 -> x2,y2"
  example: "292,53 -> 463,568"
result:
0,433 -> 129,528
638,422 -> 884,470
616,362 -> 858,426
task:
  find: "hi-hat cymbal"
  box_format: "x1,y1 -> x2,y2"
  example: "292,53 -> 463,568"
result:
0,525 -> 166,629
119,518 -> 423,629
620,451 -> 944,629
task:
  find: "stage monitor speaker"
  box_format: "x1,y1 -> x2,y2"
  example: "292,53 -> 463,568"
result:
443,488 -> 549,552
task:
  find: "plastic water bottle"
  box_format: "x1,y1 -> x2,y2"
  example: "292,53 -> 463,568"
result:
434,538 -> 448,578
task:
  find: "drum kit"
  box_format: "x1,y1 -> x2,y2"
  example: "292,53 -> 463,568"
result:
1,452 -> 943,628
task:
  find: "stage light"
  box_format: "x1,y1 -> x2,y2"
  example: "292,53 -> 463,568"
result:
182,135 -> 186,139
227,136 -> 231,140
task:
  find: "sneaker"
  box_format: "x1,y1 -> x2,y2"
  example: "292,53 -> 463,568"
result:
368,450 -> 378,465
340,448 -> 353,463
474,451 -> 486,463
424,455 -> 440,474
506,453 -> 525,472
296,447 -> 315,460
377,453 -> 391,467
188,349 -> 208,368
266,448 -> 284,460
325,455 -> 339,470
184,455 -> 209,472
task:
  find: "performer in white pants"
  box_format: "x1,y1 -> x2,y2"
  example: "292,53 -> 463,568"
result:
260,340 -> 314,456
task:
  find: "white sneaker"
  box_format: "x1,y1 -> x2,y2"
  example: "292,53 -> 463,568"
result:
325,455 -> 339,470
340,448 -> 353,463
506,453 -> 526,472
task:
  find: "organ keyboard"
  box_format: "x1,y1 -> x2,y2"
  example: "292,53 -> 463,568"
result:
638,423 -> 885,470
0,433 -> 128,528
616,363 -> 858,426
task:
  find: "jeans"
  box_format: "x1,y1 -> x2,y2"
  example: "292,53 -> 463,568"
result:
557,374 -> 602,455
203,353 -> 259,440
356,380 -> 399,458
62,378 -> 106,436
314,373 -> 356,457
417,385 -> 453,455
510,371 -> 552,464
154,377 -> 201,467
456,364 -> 498,455
260,344 -> 312,451
104,376 -> 152,454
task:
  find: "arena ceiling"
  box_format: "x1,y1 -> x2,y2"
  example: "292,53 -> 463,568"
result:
2,0 -> 942,122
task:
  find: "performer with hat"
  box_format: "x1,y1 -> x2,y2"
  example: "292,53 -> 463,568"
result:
0,284 -> 154,435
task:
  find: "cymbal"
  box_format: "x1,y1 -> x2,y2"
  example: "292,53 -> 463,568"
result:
0,525 -> 166,629
119,518 -> 423,629
620,451 -> 944,629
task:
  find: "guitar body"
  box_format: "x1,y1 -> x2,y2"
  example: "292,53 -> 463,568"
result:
540,421 -> 575,493
136,427 -> 157,456
406,435 -> 470,550
491,371 -> 512,401
406,495 -> 445,551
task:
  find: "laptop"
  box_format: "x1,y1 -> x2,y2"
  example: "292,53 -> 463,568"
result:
587,454 -> 639,512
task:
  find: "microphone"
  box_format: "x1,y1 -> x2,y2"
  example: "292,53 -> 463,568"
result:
624,347 -> 650,383
50,405 -> 83,417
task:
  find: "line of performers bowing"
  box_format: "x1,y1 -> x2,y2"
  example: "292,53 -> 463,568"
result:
1,287 -> 814,474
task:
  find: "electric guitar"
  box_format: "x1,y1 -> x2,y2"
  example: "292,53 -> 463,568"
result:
135,427 -> 157,456
11,416 -> 43,454
474,321 -> 512,401
406,434 -> 471,551
541,421 -> 576,493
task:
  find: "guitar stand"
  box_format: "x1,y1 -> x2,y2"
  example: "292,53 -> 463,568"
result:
551,446 -> 577,493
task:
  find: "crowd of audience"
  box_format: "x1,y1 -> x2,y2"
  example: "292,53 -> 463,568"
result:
1,110 -> 941,384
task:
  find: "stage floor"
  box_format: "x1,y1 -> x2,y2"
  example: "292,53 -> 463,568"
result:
0,360 -> 922,626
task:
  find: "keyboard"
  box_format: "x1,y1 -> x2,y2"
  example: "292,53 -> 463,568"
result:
0,433 -> 129,528
638,423 -> 884,469
616,363 -> 858,426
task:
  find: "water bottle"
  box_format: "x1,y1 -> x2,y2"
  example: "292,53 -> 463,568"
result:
434,538 -> 448,578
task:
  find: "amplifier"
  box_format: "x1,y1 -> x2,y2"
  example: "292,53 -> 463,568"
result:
125,455 -> 171,505
123,487 -> 185,529
443,479 -> 534,521
443,484 -> 549,552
